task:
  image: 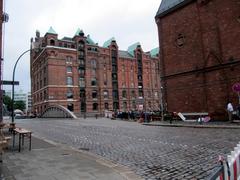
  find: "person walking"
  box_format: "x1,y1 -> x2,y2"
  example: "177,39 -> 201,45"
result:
227,102 -> 234,122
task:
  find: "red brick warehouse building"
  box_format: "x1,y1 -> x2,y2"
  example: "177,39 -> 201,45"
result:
30,28 -> 161,116
155,0 -> 240,119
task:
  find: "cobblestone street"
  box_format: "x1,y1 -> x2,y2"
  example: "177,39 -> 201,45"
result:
15,118 -> 240,179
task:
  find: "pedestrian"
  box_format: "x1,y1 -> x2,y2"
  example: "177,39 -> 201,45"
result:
227,102 -> 234,122
237,105 -> 240,119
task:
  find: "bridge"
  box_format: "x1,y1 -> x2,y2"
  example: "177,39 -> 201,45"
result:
40,105 -> 77,119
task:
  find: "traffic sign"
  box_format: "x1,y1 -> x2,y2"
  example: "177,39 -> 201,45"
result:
232,83 -> 240,92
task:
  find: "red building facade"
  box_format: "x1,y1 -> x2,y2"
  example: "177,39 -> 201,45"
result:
155,0 -> 240,119
30,28 -> 160,116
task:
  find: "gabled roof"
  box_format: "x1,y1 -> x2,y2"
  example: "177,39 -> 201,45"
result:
150,47 -> 159,58
47,26 -> 57,35
127,42 -> 141,57
103,37 -> 116,48
86,35 -> 96,45
156,0 -> 194,18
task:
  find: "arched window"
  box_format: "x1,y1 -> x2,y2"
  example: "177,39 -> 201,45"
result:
104,103 -> 109,110
50,39 -> 55,46
67,76 -> 73,85
103,90 -> 108,99
93,103 -> 98,110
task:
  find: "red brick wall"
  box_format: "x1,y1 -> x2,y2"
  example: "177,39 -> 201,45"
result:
156,0 -> 240,118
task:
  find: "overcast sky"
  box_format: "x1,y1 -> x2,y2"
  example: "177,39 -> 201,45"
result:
2,0 -> 161,93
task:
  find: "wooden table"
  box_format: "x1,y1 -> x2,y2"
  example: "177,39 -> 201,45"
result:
13,128 -> 32,152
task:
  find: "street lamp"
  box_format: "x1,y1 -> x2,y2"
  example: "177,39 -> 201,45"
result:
11,49 -> 31,128
160,86 -> 164,121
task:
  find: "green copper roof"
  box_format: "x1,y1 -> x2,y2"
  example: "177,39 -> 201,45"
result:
103,37 -> 116,48
127,42 -> 141,57
86,35 -> 96,45
119,50 -> 135,59
150,47 -> 159,58
156,0 -> 194,17
74,28 -> 84,36
47,26 -> 57,35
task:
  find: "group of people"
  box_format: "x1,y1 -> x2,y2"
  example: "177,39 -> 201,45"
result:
227,102 -> 240,122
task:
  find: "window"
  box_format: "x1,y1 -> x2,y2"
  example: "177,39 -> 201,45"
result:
155,92 -> 158,98
67,88 -> 73,99
131,90 -> 135,98
91,59 -> 97,69
103,90 -> 108,99
132,101 -> 136,109
79,78 -> 85,87
148,102 -> 152,108
112,90 -> 118,100
139,90 -> 143,98
67,66 -> 72,73
79,59 -> 85,65
67,103 -> 74,111
50,39 -> 55,46
80,90 -> 85,98
112,73 -> 117,81
92,91 -> 98,99
138,82 -> 143,88
112,57 -> 117,64
81,102 -> 86,112
66,56 -> 72,63
112,65 -> 117,72
78,69 -> 85,76
93,103 -> 98,110
67,77 -> 73,85
112,82 -> 118,89
91,78 -> 97,86
113,102 -> 119,110
138,75 -> 142,81
122,65 -> 125,72
91,69 -> 96,77
104,103 -> 109,110
122,90 -> 127,98
123,102 -> 127,111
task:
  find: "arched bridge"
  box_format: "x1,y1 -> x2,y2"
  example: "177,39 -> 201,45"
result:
40,105 -> 77,119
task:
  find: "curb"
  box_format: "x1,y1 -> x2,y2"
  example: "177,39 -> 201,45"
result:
142,123 -> 240,129
32,134 -> 143,180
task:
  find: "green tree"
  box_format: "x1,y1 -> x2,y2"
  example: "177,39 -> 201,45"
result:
3,95 -> 12,111
14,101 -> 26,111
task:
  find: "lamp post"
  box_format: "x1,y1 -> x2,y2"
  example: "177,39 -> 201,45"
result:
11,49 -> 31,127
160,86 -> 164,121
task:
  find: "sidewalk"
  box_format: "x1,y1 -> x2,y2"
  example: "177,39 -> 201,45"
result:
0,132 -> 141,180
142,120 -> 240,129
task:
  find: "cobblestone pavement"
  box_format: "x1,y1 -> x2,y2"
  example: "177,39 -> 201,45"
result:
13,118 -> 240,180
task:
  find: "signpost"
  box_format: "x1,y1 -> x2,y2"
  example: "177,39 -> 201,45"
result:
232,83 -> 240,104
